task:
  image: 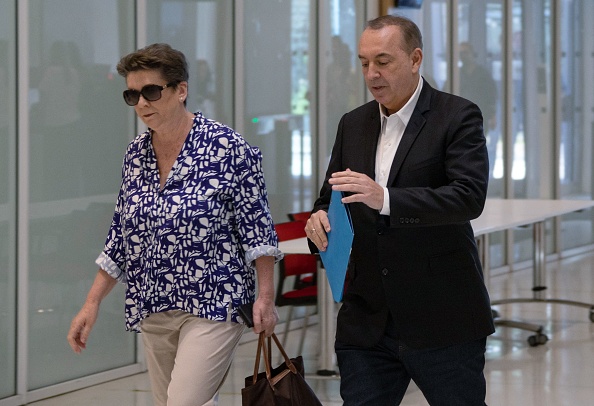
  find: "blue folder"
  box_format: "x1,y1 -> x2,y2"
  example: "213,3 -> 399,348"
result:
319,190 -> 354,302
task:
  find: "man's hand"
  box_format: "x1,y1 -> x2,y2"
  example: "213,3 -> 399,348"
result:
329,169 -> 384,210
306,210 -> 330,251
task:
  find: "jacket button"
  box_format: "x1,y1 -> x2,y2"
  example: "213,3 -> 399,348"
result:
381,268 -> 389,276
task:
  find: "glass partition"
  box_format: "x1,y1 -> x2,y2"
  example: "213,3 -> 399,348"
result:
27,0 -> 137,389
389,1 -> 450,91
559,0 -> 594,250
455,0 -> 506,268
511,0 -> 554,261
453,1 -> 504,194
0,0 -> 17,398
242,0 -> 316,220
320,0 -> 366,168
146,0 -> 234,126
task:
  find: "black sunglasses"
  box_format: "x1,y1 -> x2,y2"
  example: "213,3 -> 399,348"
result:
123,82 -> 177,106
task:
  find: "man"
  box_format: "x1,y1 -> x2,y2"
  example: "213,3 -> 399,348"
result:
306,15 -> 494,405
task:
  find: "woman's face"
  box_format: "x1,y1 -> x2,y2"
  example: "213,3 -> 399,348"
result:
125,69 -> 187,131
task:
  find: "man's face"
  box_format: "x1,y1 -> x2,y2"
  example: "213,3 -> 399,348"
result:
358,25 -> 422,115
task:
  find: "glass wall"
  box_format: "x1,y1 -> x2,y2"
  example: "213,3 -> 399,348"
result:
27,0 -> 136,389
320,0 -> 367,166
454,1 -> 507,267
509,0 -> 555,262
241,0 -> 315,219
146,0 -> 234,126
559,0 -> 594,250
388,0 -> 450,94
0,0 -> 16,399
454,1 -> 504,192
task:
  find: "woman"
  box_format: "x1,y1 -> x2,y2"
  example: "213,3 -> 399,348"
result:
67,43 -> 282,406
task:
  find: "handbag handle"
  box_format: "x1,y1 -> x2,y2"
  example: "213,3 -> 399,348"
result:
252,332 -> 298,385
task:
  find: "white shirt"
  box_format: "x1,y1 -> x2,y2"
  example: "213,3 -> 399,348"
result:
376,76 -> 424,215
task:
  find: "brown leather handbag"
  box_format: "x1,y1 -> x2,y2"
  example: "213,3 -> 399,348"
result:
241,332 -> 323,406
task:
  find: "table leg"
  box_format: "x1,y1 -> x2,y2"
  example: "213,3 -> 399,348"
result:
489,220 -> 594,341
532,220 -> 547,299
477,233 -> 545,341
316,268 -> 339,377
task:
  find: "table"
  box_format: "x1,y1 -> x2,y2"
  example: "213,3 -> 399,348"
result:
278,198 -> 594,374
473,199 -> 594,345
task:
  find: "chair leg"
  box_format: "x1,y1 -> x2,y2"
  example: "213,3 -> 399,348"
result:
280,306 -> 294,363
298,309 -> 309,356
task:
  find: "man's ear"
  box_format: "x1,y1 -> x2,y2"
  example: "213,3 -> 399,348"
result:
411,48 -> 423,72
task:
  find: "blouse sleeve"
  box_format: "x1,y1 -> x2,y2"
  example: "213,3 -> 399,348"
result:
232,143 -> 283,266
95,178 -> 128,283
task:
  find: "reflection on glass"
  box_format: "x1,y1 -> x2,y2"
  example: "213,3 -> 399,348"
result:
27,0 -> 136,390
35,41 -> 84,199
326,35 -> 358,151
511,1 -> 525,190
0,0 -> 16,397
458,42 -> 499,177
316,0 -> 366,185
559,0 -> 594,249
453,2 -> 503,192
454,1 -> 504,267
512,0 -> 554,260
195,59 -> 217,118
390,0 -> 449,90
147,0 -> 234,126
323,0 -> 365,161
242,0 -> 314,220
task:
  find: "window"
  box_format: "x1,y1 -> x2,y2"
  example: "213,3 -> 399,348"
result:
27,0 -> 136,389
559,0 -> 594,249
0,0 -> 17,398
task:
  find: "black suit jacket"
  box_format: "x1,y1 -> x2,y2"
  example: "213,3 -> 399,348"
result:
313,80 -> 495,349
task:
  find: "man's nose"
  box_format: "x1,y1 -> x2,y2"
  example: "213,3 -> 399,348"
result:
366,64 -> 380,79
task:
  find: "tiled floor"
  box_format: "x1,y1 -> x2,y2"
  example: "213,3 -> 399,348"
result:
30,251 -> 594,406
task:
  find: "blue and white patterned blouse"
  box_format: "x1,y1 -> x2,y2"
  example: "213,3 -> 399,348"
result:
96,112 -> 282,332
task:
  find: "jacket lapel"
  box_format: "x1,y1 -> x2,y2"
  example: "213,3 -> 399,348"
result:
362,104 -> 382,179
385,81 -> 432,186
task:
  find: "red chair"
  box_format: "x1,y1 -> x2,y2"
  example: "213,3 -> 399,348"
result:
286,211 -> 315,288
287,211 -> 311,222
275,221 -> 318,355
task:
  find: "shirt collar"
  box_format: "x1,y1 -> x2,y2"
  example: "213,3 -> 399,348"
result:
379,76 -> 424,127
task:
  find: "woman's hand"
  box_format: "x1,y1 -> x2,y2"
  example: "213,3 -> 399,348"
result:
66,269 -> 116,353
67,302 -> 100,353
252,297 -> 279,337
252,256 -> 278,336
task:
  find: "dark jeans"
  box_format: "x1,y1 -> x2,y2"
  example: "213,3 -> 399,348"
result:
335,335 -> 487,406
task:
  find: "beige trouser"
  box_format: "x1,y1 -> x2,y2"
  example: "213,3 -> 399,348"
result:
140,310 -> 245,406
